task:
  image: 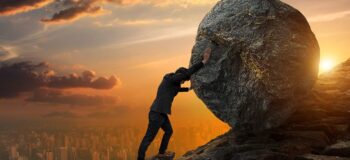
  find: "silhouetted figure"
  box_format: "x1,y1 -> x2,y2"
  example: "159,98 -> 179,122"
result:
137,48 -> 212,160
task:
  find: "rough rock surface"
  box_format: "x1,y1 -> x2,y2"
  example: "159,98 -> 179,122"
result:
190,0 -> 320,132
149,152 -> 175,160
150,156 -> 174,160
180,59 -> 350,160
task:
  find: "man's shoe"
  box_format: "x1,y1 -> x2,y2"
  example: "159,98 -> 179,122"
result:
165,151 -> 175,157
156,154 -> 166,158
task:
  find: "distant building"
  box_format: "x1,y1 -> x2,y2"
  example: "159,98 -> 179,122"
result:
46,151 -> 54,160
60,147 -> 68,160
9,145 -> 18,160
92,151 -> 100,160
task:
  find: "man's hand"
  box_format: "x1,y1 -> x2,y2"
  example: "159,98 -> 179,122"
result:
202,47 -> 212,64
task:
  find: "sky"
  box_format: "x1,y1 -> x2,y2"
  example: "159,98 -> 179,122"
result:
0,0 -> 349,127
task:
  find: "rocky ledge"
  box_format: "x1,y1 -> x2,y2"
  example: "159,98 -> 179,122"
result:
179,59 -> 350,160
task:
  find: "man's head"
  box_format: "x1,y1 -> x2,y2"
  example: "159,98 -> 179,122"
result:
175,67 -> 189,83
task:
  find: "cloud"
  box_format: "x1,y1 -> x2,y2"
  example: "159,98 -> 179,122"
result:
0,61 -> 119,98
0,0 -> 216,24
41,1 -> 106,24
115,26 -> 196,47
0,0 -> 53,16
94,18 -> 181,27
147,0 -> 216,7
42,111 -> 79,118
28,88 -> 119,106
308,10 -> 350,22
48,70 -> 118,89
0,47 -> 17,61
103,0 -> 216,6
0,61 -> 48,98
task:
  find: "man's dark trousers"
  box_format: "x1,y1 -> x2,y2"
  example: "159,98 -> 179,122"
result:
137,111 -> 173,160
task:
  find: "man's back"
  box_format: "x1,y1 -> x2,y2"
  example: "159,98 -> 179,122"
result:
150,73 -> 182,114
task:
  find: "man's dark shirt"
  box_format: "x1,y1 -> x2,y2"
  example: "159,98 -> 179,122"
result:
150,62 -> 204,114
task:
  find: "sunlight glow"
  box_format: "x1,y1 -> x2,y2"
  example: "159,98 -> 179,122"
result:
320,58 -> 335,73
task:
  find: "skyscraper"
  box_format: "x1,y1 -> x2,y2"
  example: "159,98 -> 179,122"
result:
60,147 -> 68,160
46,151 -> 54,160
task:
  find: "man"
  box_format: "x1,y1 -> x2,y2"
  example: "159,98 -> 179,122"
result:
137,47 -> 212,160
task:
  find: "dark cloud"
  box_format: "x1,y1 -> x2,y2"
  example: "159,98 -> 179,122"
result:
0,61 -> 48,98
0,61 -> 119,98
0,0 -> 108,24
40,0 -> 128,24
28,88 -> 119,106
0,0 -> 213,24
42,111 -> 79,118
0,0 -> 53,15
48,71 -> 118,89
41,1 -> 105,23
48,70 -> 118,89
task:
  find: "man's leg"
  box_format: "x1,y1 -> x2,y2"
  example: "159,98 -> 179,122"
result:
137,111 -> 163,160
159,114 -> 173,155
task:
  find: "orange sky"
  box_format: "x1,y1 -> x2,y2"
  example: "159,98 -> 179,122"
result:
0,0 -> 349,127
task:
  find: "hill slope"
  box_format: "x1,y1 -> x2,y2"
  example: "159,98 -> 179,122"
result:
179,58 -> 350,160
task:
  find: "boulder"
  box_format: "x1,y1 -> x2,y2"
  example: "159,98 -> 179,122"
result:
190,0 -> 320,133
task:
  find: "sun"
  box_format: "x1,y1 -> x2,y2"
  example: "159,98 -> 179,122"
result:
319,58 -> 335,73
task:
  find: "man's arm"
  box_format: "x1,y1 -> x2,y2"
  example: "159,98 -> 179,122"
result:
186,61 -> 204,76
167,47 -> 212,83
167,62 -> 203,83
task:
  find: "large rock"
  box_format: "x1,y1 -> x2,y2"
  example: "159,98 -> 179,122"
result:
190,0 -> 320,133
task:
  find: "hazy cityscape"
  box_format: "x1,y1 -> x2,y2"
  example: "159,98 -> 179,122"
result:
0,124 -> 228,160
